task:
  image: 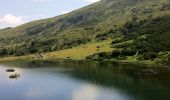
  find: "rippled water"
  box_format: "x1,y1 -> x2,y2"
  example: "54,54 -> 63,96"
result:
0,61 -> 170,100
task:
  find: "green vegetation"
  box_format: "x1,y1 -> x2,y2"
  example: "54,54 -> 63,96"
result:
0,0 -> 170,65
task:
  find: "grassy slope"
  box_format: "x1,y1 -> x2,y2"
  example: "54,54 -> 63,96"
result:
0,0 -> 170,64
0,39 -> 155,65
1,0 -> 168,46
0,40 -> 113,61
43,39 -> 113,60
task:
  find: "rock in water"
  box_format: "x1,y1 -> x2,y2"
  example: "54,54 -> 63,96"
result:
6,69 -> 15,72
9,73 -> 20,79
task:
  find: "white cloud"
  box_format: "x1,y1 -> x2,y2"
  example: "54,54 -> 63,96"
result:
60,11 -> 70,14
84,0 -> 101,3
32,0 -> 100,3
0,14 -> 26,27
32,0 -> 53,2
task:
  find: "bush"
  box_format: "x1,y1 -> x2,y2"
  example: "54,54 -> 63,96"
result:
111,50 -> 120,57
117,56 -> 127,60
144,52 -> 158,60
156,51 -> 170,65
98,52 -> 112,59
121,48 -> 136,56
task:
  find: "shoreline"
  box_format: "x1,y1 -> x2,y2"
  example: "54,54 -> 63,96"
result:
0,55 -> 163,68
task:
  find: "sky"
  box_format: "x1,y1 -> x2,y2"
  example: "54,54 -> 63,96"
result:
0,0 -> 100,29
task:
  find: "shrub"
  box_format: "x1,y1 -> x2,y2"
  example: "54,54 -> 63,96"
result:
111,50 -> 120,57
98,52 -> 112,59
121,48 -> 136,56
156,51 -> 170,65
144,52 -> 158,60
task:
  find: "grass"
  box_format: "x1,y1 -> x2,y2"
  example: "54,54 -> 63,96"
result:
43,40 -> 113,60
0,39 -> 157,66
0,40 -> 113,61
116,59 -> 156,65
0,55 -> 34,62
0,0 -> 169,65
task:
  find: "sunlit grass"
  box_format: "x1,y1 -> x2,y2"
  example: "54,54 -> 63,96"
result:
0,40 -> 113,61
43,40 -> 113,60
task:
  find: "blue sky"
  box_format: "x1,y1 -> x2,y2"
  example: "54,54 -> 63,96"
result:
0,0 -> 100,29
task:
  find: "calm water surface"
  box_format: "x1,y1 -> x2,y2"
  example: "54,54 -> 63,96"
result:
0,61 -> 170,100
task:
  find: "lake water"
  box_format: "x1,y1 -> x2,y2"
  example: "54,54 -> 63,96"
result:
0,61 -> 170,100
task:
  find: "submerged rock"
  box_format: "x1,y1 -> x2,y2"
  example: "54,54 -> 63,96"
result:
9,73 -> 20,79
6,69 -> 15,72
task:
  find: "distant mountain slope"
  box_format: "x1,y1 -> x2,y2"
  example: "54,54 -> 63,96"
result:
0,0 -> 170,63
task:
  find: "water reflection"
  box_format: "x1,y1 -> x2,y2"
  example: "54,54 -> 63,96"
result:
72,84 -> 129,100
0,61 -> 170,100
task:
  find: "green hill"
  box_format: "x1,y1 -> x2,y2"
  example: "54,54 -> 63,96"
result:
0,0 -> 170,64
